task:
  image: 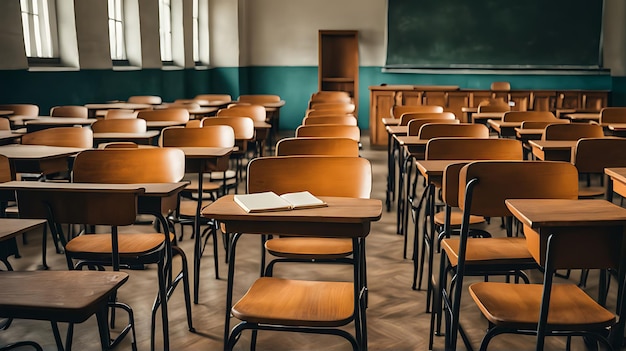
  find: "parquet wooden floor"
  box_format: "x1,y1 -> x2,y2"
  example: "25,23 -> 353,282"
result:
0,135 -> 620,350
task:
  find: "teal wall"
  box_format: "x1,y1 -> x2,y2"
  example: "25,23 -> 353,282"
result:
0,66 -> 619,131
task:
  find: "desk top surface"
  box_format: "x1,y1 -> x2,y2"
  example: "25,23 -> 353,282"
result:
506,199 -> 626,229
0,110 -> 13,116
0,180 -> 187,197
528,140 -> 577,150
386,125 -> 408,135
563,113 -> 600,121
0,218 -> 46,243
176,146 -> 234,158
92,131 -> 160,139
605,168 -> 626,182
24,117 -> 96,126
415,160 -> 471,178
0,144 -> 86,159
85,102 -> 153,110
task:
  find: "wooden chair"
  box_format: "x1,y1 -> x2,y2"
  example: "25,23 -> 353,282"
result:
309,91 -> 352,105
127,95 -> 162,105
391,105 -> 444,119
137,108 -> 190,123
49,105 -> 88,118
0,104 -> 39,117
599,107 -> 626,124
543,123 -> 604,141
226,156 -> 372,350
399,111 -> 455,126
295,125 -> 360,142
21,127 -> 93,148
305,109 -> 355,117
302,116 -> 357,126
237,94 -> 281,104
195,94 -> 232,102
573,138 -> 626,198
407,118 -> 459,136
490,81 -> 511,102
477,99 -> 510,113
502,111 -> 558,123
104,109 -> 139,119
275,137 -> 359,157
418,123 -> 490,140
0,118 -> 10,131
437,161 -> 579,350
91,118 -> 147,133
309,102 -> 356,114
217,104 -> 267,122
68,147 -> 192,349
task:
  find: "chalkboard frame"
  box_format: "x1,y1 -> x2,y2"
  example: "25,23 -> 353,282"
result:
385,0 -> 605,70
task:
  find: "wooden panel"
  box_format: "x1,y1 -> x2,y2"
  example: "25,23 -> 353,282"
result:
370,90 -> 395,146
422,91 -> 446,108
401,91 -> 423,106
531,91 -> 555,111
510,91 -> 531,111
556,91 -> 581,109
470,91 -> 493,107
446,91 -> 470,121
582,91 -> 608,111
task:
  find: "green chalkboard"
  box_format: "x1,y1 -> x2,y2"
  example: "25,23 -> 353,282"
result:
386,0 -> 604,69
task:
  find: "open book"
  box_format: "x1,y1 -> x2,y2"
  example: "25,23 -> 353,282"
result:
233,191 -> 328,213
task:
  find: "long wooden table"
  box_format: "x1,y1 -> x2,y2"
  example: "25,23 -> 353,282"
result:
202,195 -> 382,351
528,140 -> 577,161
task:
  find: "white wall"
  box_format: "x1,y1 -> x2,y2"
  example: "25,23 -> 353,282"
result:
239,0 -> 386,67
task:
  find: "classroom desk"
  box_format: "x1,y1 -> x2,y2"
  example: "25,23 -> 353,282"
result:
0,131 -> 21,145
0,180 -> 189,351
201,195 -> 382,350
605,168 -> 626,202
176,146 -> 233,304
155,104 -> 218,118
562,112 -> 600,123
515,128 -> 544,141
24,117 -> 96,132
0,110 -> 14,117
385,125 -> 408,212
487,120 -> 522,138
607,123 -> 626,137
505,198 -> 626,348
0,144 -> 85,177
0,218 -> 47,270
382,117 -> 401,126
92,130 -> 160,146
84,102 -> 153,118
471,112 -> 506,125
528,140 -> 577,162
0,270 -> 129,350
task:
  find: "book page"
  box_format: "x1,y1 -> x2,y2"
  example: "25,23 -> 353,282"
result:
279,191 -> 328,210
233,191 -> 292,213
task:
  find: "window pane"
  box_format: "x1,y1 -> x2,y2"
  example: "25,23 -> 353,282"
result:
21,0 -> 58,58
193,0 -> 199,62
107,0 -> 126,60
159,0 -> 172,61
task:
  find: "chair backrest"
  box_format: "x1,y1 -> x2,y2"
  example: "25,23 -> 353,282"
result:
238,94 -> 281,104
477,99 -> 510,113
21,127 -> 93,148
573,138 -> 626,173
195,94 -> 232,102
137,108 -> 189,123
0,104 -> 39,116
302,116 -> 357,126
399,111 -> 455,126
247,156 -> 371,199
502,111 -> 557,122
599,107 -> 626,124
543,123 -> 604,141
490,81 -> 511,91
391,105 -> 444,119
426,138 -> 523,160
407,118 -> 459,136
185,120 -> 202,128
217,104 -> 266,122
91,118 -> 147,133
306,110 -> 355,118
201,116 -> 254,140
99,142 -> 140,149
104,109 -> 138,119
0,118 -> 10,131
49,105 -> 88,118
309,102 -> 356,114
127,95 -> 162,105
418,123 -> 490,140
458,161 -> 579,218
73,148 -> 185,183
295,125 -> 360,142
0,154 -> 13,182
275,137 -> 359,157
310,91 -> 352,104
520,120 -> 568,129
160,125 -> 235,148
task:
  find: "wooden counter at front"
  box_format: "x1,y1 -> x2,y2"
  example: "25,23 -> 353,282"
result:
368,85 -> 609,146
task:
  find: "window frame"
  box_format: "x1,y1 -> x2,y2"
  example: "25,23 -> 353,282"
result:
107,0 -> 128,64
21,0 -> 60,65
159,0 -> 173,64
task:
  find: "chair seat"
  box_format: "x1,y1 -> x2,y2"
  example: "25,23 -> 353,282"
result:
231,277 -> 354,327
433,211 -> 486,227
577,186 -> 605,199
265,237 -> 352,259
178,200 -> 215,217
469,282 -> 616,331
209,170 -> 237,181
65,233 -> 171,255
441,237 -> 535,267
183,178 -> 222,193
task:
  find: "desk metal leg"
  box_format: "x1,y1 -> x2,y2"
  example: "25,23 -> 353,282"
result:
194,170 -> 203,304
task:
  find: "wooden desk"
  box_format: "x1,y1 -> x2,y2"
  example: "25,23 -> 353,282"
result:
201,195 -> 382,350
382,117 -> 400,126
605,167 -> 626,201
487,120 -> 522,137
471,112 -> 506,125
515,128 -> 544,141
24,117 -> 96,132
145,120 -> 188,131
504,198 -> 626,348
0,110 -> 14,117
0,131 -> 21,145
84,102 -> 153,118
607,123 -> 626,137
385,125 -> 408,212
93,131 -> 160,146
562,112 -> 600,123
528,140 -> 576,162
0,144 -> 85,177
0,218 -> 47,270
0,270 -> 129,350
177,146 -> 233,304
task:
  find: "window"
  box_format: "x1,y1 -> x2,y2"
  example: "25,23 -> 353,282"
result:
159,0 -> 173,62
108,0 -> 126,61
192,0 -> 199,63
20,0 -> 59,59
